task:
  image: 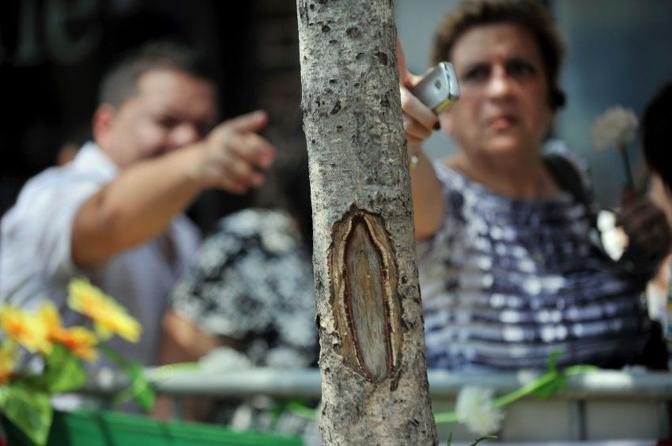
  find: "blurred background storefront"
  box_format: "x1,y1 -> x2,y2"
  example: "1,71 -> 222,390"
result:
0,0 -> 303,234
1,0 -> 671,230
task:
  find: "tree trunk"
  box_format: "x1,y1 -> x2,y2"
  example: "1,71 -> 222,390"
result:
296,1 -> 437,444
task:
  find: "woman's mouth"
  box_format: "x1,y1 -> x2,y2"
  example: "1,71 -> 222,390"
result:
489,115 -> 516,130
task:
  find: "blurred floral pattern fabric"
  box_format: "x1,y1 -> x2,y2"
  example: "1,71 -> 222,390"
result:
172,208 -> 317,367
170,209 -> 318,435
418,156 -> 650,371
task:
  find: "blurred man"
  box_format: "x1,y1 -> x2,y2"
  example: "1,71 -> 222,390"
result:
0,41 -> 276,368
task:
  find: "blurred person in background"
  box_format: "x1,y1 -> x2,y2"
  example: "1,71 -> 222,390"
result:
400,0 -> 671,371
641,82 -> 672,338
157,140 -> 317,436
0,41 -> 277,371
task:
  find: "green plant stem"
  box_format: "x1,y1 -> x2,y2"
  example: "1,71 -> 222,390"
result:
99,343 -> 156,410
493,371 -> 557,407
434,411 -> 459,423
495,365 -> 596,407
99,343 -> 128,368
144,361 -> 598,426
287,400 -> 318,421
434,365 -> 597,424
619,145 -> 636,193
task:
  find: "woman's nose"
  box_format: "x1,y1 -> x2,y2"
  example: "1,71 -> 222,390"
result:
486,66 -> 514,98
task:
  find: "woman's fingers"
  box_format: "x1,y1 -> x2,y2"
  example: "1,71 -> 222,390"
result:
400,86 -> 438,136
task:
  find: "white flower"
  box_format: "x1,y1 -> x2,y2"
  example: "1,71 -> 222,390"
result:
597,210 -> 627,260
455,386 -> 504,436
591,106 -> 638,151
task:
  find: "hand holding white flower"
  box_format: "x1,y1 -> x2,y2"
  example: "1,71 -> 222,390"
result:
591,106 -> 638,151
591,105 -> 639,191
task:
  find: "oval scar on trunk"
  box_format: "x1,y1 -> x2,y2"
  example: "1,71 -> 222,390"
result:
329,209 -> 402,382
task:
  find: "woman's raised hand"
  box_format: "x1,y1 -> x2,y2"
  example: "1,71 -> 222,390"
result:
397,40 -> 439,147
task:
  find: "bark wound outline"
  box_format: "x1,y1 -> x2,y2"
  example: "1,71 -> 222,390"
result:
330,208 -> 402,382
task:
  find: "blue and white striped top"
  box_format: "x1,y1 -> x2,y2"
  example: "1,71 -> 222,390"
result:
417,159 -> 650,371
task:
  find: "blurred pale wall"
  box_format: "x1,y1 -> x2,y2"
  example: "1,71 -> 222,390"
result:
396,0 -> 460,161
554,0 -> 672,206
395,0 -> 672,207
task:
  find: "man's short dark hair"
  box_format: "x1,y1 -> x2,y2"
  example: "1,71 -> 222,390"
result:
643,82 -> 672,190
99,41 -> 215,108
432,0 -> 566,110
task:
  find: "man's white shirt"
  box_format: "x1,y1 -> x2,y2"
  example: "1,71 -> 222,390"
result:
0,142 -> 200,366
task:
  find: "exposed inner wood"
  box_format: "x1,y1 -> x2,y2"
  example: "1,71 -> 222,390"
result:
345,217 -> 389,380
329,209 -> 402,382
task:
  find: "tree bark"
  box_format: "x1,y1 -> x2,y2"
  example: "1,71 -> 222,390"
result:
296,1 -> 437,444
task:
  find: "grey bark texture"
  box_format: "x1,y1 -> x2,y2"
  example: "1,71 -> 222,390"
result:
296,0 -> 438,444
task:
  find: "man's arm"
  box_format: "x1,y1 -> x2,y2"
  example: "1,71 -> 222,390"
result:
72,111 -> 275,266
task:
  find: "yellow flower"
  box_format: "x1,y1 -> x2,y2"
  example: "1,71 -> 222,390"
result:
38,303 -> 61,332
0,306 -> 52,354
38,303 -> 98,361
67,279 -> 141,343
53,327 -> 98,361
0,342 -> 18,385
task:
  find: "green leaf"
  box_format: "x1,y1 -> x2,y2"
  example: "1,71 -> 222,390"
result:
286,399 -> 318,421
531,349 -> 568,399
126,362 -> 156,411
41,344 -> 87,393
0,383 -> 53,446
270,400 -> 290,428
546,349 -> 563,371
101,345 -> 155,411
532,372 -> 567,398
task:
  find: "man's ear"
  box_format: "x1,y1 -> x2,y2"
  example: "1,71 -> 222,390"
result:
92,104 -> 116,149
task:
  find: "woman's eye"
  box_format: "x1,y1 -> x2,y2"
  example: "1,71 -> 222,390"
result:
507,60 -> 536,77
157,117 -> 179,129
462,65 -> 490,83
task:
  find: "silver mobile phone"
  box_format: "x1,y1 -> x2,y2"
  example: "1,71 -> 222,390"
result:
411,61 -> 459,114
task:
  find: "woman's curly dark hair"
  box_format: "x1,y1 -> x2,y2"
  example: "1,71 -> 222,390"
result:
432,0 -> 566,110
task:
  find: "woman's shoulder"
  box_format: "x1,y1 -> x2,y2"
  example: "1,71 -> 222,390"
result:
430,158 -> 473,196
542,139 -> 592,186
433,158 -> 515,205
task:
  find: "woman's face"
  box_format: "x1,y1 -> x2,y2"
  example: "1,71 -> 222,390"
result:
439,23 -> 553,159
